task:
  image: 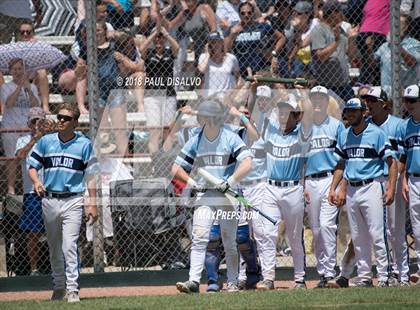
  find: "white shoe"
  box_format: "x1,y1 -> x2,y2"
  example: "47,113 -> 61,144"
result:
67,291 -> 80,303
51,289 -> 66,301
226,282 -> 239,292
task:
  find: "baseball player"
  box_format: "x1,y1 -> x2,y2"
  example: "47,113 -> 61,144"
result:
28,103 -> 98,302
399,84 -> 420,285
204,107 -> 263,292
304,86 -> 345,288
362,86 -> 409,286
172,99 -> 252,293
255,95 -> 308,290
329,98 -> 397,287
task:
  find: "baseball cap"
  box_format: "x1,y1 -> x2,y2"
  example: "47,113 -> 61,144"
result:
293,1 -> 312,13
322,0 -> 342,15
344,98 -> 365,110
361,86 -> 388,102
403,84 -> 420,99
277,94 -> 300,110
309,85 -> 328,98
28,107 -> 46,123
256,85 -> 272,98
208,31 -> 224,41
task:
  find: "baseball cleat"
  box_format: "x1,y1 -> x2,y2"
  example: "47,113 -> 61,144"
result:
326,276 -> 349,288
294,281 -> 307,289
256,280 -> 274,291
315,276 -> 333,289
51,289 -> 66,301
176,281 -> 200,294
387,274 -> 399,287
353,279 -> 373,288
226,282 -> 239,292
67,291 -> 80,303
377,280 -> 388,288
206,283 -> 220,293
400,281 -> 410,287
410,273 -> 420,284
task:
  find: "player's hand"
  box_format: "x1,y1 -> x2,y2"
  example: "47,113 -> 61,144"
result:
335,188 -> 346,207
402,177 -> 409,203
179,105 -> 193,115
328,189 -> 336,206
34,181 -> 46,197
84,197 -> 98,224
215,180 -> 230,194
383,187 -> 395,206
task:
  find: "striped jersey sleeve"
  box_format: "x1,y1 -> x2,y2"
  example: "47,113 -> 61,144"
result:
27,136 -> 46,170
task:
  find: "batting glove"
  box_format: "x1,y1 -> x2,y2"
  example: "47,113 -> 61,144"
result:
215,180 -> 230,193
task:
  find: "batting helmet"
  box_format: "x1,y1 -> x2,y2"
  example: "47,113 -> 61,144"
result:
196,99 -> 227,125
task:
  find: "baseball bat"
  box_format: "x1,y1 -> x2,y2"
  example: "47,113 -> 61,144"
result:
244,76 -> 310,85
197,168 -> 277,225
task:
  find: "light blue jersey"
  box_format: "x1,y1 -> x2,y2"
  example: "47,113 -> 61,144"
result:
243,137 -> 267,181
177,127 -> 201,147
175,126 -> 252,185
305,116 -> 345,176
28,132 -> 98,193
335,123 -> 393,181
367,114 -> 403,175
264,122 -> 307,181
398,117 -> 420,174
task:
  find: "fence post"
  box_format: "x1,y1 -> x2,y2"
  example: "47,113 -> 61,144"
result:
390,0 -> 401,116
85,0 -> 105,273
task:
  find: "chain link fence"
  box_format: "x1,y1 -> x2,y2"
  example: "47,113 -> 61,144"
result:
0,0 -> 419,283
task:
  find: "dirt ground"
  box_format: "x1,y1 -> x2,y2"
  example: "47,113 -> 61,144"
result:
0,281 -> 321,302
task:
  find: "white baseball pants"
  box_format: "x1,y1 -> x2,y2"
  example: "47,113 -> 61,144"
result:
253,183 -> 305,283
409,176 -> 420,275
42,195 -> 84,292
387,176 -> 409,282
305,175 -> 340,278
346,180 -> 390,282
189,191 -> 239,284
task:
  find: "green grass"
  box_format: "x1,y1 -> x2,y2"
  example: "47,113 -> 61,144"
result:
2,287 -> 420,309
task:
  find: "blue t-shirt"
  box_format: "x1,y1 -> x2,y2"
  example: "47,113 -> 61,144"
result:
232,22 -> 274,75
335,123 -> 393,181
28,132 -> 98,193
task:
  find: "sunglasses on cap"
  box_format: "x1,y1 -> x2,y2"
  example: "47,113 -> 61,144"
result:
57,114 -> 74,122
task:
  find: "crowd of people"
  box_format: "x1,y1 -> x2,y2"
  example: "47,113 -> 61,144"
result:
0,0 -> 419,304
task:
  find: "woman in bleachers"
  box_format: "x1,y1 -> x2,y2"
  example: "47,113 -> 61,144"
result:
0,58 -> 40,195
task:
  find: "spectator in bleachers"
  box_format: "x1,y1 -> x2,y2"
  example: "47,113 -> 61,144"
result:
356,0 -> 389,85
166,0 -> 217,82
198,31 -> 243,98
216,0 -> 242,34
225,1 -> 283,76
0,0 -> 41,44
15,107 -> 48,276
1,58 -> 40,195
272,1 -> 318,78
16,21 -> 51,115
140,26 -> 179,154
104,0 -> 136,30
78,22 -> 140,155
374,13 -> 420,98
401,0 -> 420,41
267,0 -> 292,33
309,0 -> 354,102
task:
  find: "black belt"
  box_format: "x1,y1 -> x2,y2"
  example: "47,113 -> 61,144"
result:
268,179 -> 300,187
308,171 -> 334,179
45,192 -> 82,199
348,178 -> 374,187
410,173 -> 420,177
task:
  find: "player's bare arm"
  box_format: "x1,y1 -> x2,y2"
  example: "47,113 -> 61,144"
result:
85,175 -> 98,223
28,166 -> 45,196
384,157 -> 398,206
328,162 -> 344,206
